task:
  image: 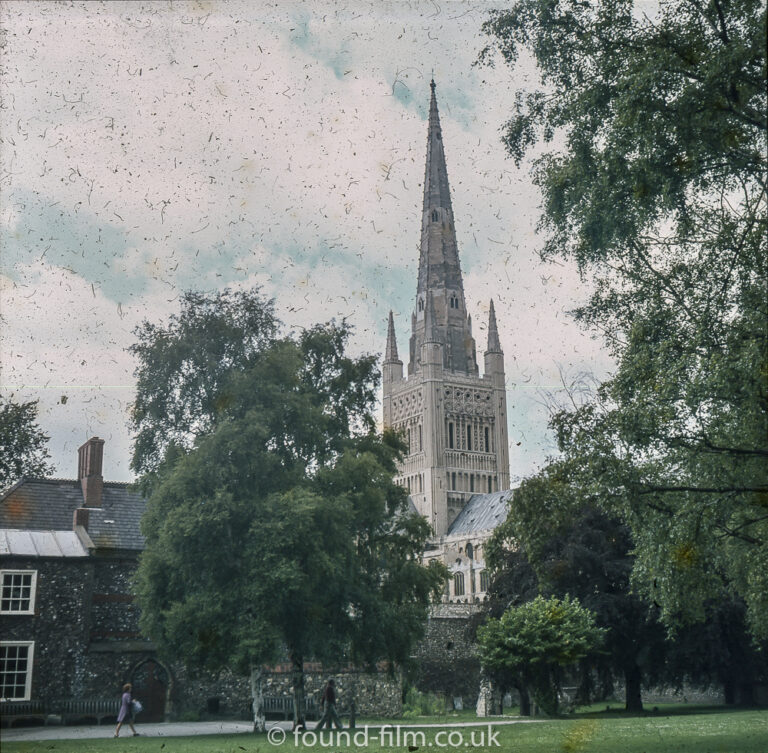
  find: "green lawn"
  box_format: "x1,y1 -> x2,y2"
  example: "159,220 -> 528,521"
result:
3,709 -> 768,753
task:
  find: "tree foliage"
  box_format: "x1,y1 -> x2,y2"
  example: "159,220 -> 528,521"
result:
129,288 -> 279,477
487,466 -> 670,712
0,397 -> 54,489
132,293 -> 446,729
477,595 -> 604,715
481,0 -> 767,636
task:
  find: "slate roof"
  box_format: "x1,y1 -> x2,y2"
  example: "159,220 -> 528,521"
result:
0,529 -> 89,558
0,478 -> 146,552
446,489 -> 515,536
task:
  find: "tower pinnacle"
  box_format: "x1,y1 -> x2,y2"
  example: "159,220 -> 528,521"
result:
486,299 -> 502,354
384,310 -> 400,363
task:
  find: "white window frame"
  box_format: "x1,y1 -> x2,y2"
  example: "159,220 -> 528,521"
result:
0,570 -> 38,615
0,641 -> 35,701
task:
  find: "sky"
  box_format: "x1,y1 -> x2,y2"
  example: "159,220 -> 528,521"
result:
0,0 -> 613,484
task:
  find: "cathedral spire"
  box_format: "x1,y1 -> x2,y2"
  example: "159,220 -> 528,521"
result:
384,310 -> 400,362
486,299 -> 502,353
408,82 -> 478,376
417,80 -> 463,297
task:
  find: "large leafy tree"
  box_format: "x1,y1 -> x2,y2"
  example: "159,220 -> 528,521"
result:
129,288 -> 279,477
0,397 -> 54,489
481,0 -> 767,635
486,466 -> 670,712
477,595 -> 604,716
133,294 -> 446,730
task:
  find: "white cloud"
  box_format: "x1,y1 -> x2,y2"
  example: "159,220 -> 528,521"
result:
1,0 -> 611,483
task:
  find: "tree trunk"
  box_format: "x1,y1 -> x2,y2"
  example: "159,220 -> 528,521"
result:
597,664 -> 614,701
624,665 -> 643,713
519,686 -> 531,717
723,678 -> 735,705
291,654 -> 306,730
575,661 -> 593,706
736,681 -> 756,707
250,664 -> 266,733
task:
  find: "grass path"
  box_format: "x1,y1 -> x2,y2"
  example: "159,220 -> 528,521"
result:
2,708 -> 767,753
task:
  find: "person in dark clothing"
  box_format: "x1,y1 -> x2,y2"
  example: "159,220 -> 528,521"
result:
315,678 -> 343,730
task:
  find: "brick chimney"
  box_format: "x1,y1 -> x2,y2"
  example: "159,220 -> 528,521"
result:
78,437 -> 105,508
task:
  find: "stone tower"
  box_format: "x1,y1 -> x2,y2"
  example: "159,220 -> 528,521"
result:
382,81 -> 511,537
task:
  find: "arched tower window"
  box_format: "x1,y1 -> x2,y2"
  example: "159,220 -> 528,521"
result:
448,422 -> 454,449
431,209 -> 439,222
466,425 -> 472,451
418,298 -> 424,312
484,426 -> 490,452
450,294 -> 458,309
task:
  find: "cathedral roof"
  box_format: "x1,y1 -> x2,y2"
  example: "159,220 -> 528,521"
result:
446,489 -> 515,536
0,477 -> 146,553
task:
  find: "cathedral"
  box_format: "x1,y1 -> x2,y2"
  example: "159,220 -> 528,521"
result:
383,82 -> 515,604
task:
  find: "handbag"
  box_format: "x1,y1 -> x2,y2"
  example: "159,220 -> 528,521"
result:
131,698 -> 143,714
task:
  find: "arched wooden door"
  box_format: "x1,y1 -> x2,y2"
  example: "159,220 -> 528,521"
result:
132,660 -> 168,722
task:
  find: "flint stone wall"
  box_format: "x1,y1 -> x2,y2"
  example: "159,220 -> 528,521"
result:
411,604 -> 481,708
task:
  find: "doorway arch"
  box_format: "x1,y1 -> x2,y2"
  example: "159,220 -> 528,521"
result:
131,658 -> 173,722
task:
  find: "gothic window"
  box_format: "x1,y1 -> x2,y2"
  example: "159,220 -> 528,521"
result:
470,475 -> 475,493
431,209 -> 439,222
1,571 -> 37,615
480,570 -> 490,593
449,294 -> 458,309
453,572 -> 465,597
466,543 -> 474,560
488,476 -> 493,493
448,422 -> 454,449
407,428 -> 411,454
418,298 -> 424,312
419,425 -> 423,451
484,426 -> 490,452
451,472 -> 456,490
466,425 -> 472,451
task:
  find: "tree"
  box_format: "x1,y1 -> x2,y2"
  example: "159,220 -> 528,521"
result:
133,296 -> 446,730
0,397 -> 53,489
486,465 -> 668,712
129,288 -> 279,477
477,595 -> 605,716
481,0 -> 768,636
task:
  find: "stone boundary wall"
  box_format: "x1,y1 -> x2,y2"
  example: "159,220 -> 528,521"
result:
412,604 -> 480,708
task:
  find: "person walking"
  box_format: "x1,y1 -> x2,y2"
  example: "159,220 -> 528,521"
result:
114,683 -> 140,737
315,678 -> 343,730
